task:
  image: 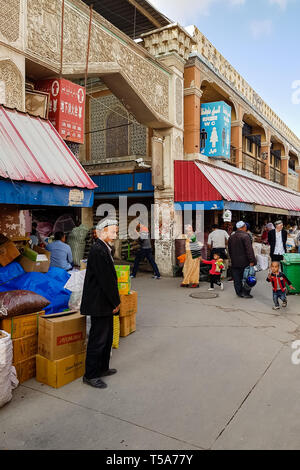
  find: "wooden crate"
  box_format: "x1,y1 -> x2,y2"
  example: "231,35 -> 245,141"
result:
119,291 -> 138,318
120,313 -> 136,337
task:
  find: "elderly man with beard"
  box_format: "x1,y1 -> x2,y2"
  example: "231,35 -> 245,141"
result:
81,219 -> 120,389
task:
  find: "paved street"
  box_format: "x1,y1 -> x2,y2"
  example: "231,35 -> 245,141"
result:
1,272 -> 300,450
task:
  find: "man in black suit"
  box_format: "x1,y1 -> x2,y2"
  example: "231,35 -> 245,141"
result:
268,220 -> 287,262
81,219 -> 120,389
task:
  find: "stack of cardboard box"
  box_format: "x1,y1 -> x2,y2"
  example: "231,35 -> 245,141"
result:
119,291 -> 138,337
115,265 -> 131,295
36,311 -> 87,388
1,312 -> 42,383
114,265 -> 137,337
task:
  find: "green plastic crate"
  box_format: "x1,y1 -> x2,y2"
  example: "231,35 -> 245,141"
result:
282,253 -> 300,294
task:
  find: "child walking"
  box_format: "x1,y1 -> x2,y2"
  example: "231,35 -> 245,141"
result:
201,253 -> 225,291
267,261 -> 295,310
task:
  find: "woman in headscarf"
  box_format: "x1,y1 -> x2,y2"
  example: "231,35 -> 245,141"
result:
180,225 -> 201,288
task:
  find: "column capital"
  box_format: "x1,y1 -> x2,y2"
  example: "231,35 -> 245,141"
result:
184,87 -> 203,98
261,142 -> 272,148
231,120 -> 244,128
281,155 -> 290,161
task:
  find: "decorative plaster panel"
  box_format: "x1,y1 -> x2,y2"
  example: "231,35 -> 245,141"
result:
0,59 -> 23,109
0,0 -> 20,44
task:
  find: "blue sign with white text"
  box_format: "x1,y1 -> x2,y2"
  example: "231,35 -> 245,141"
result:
200,101 -> 231,159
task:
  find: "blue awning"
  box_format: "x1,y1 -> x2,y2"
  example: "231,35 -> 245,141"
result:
0,179 -> 94,207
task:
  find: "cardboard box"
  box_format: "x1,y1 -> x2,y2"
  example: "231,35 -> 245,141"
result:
0,240 -> 20,267
120,313 -> 136,337
15,355 -> 36,384
119,291 -> 138,318
118,282 -> 131,295
19,246 -> 50,273
80,259 -> 87,271
115,265 -> 130,283
1,312 -> 42,339
38,311 -> 86,361
13,335 -> 38,364
36,352 -> 86,388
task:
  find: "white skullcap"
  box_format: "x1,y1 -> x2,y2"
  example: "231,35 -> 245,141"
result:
96,219 -> 118,231
274,220 -> 283,226
236,221 -> 246,229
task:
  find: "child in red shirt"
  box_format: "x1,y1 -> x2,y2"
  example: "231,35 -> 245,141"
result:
267,261 -> 295,310
201,252 -> 225,291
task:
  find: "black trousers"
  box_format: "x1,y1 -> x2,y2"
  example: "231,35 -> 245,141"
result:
210,274 -> 222,288
231,267 -> 251,297
85,315 -> 113,380
132,248 -> 160,277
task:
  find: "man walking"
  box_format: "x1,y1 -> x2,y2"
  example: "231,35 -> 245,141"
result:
207,224 -> 229,260
228,221 -> 257,298
268,220 -> 287,262
131,223 -> 161,279
80,219 -> 120,389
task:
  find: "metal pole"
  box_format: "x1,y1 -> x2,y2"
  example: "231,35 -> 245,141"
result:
60,0 -> 65,77
85,4 -> 93,90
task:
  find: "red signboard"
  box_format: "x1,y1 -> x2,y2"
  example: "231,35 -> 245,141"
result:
36,79 -> 85,144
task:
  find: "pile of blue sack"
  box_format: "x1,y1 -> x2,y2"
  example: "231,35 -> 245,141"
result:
0,262 -> 72,315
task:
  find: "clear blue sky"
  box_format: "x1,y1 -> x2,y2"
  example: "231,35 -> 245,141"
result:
151,0 -> 300,139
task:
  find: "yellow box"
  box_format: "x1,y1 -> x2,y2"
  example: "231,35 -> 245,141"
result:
119,291 -> 138,318
118,282 -> 130,295
115,265 -> 130,283
13,334 -> 38,364
36,352 -> 86,389
15,355 -> 36,384
1,312 -> 43,339
120,313 -> 136,337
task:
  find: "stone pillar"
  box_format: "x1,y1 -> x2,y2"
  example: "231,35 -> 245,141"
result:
81,207 -> 94,228
296,166 -> 300,192
184,66 -> 203,156
142,24 -> 195,276
231,120 -> 244,169
281,156 -> 290,187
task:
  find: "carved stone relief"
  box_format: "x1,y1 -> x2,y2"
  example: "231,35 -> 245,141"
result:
0,0 -> 20,43
27,0 -> 61,65
0,60 -> 23,109
26,0 -> 170,120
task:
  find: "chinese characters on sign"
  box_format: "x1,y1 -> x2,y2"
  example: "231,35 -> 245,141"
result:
36,79 -> 86,144
200,101 -> 231,159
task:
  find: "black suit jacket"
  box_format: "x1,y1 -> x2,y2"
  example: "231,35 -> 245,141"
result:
268,229 -> 287,257
80,239 -> 120,317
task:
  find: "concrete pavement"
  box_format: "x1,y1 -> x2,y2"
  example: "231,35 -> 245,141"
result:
1,271 -> 300,450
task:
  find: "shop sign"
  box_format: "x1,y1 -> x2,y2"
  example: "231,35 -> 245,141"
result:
36,79 -> 85,144
69,189 -> 85,206
200,101 -> 231,159
223,209 -> 232,222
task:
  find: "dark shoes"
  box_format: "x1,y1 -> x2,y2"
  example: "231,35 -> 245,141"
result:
243,294 -> 253,299
100,369 -> 117,377
83,376 -> 107,389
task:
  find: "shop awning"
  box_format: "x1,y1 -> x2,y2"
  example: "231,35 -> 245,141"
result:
174,160 -> 300,214
0,105 -> 96,207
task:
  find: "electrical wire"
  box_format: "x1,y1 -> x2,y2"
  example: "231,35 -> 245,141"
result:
85,122 -> 132,135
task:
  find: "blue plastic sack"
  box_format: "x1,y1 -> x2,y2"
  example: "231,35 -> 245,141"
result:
0,262 -> 25,286
2,271 -> 71,315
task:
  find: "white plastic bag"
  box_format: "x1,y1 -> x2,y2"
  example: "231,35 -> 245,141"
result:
0,331 -> 19,408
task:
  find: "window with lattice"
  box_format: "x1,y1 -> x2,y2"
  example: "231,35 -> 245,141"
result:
106,108 -> 129,158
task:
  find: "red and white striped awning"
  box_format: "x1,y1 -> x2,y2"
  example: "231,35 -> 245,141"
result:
174,160 -> 300,213
0,105 -> 96,189
196,162 -> 300,212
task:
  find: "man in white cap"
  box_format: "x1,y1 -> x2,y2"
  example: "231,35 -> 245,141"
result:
268,220 -> 287,262
81,219 -> 120,389
228,221 -> 257,298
